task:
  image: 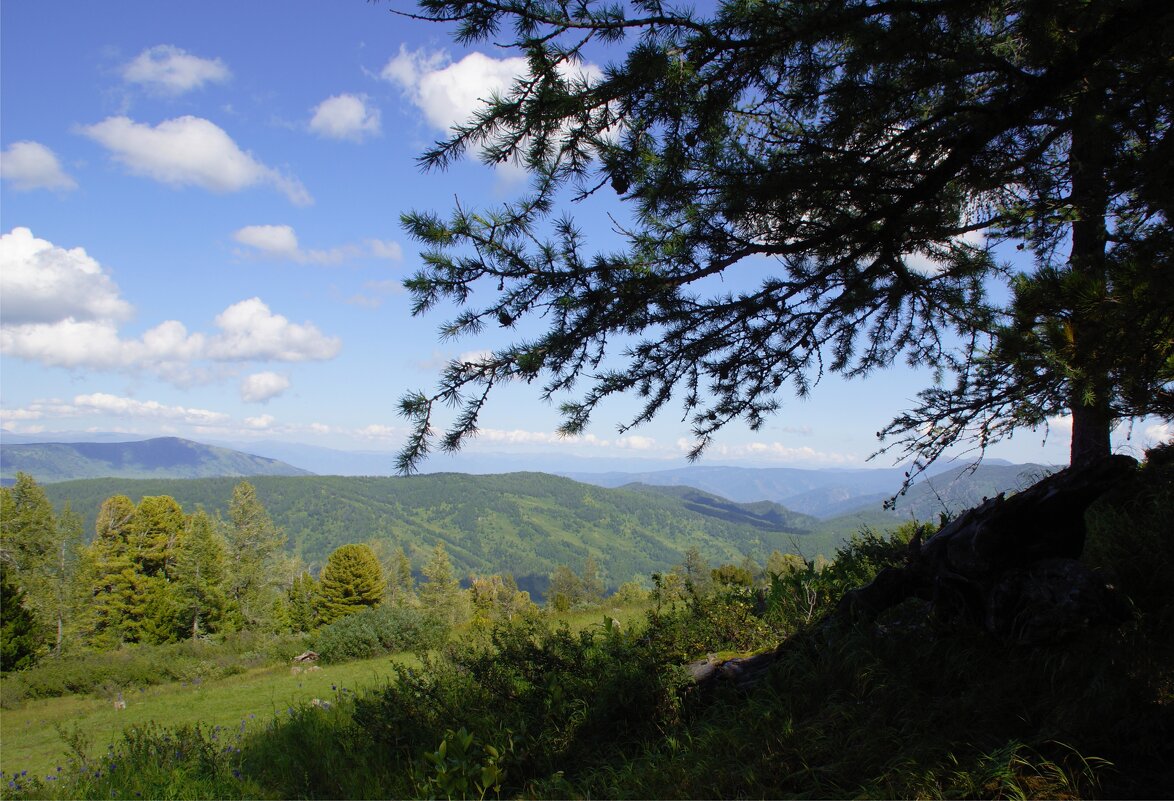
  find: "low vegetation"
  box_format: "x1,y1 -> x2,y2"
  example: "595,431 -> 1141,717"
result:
2,448 -> 1171,798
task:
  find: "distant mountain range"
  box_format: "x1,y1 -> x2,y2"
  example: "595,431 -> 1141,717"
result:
1,431 -> 1056,521
0,436 -> 311,482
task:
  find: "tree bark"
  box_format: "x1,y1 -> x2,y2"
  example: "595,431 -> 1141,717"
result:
1067,77 -> 1114,466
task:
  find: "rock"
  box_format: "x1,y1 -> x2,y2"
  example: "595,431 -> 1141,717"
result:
293,650 -> 319,663
838,455 -> 1138,640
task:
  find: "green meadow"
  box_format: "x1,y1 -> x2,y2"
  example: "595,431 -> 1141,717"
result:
0,652 -> 419,782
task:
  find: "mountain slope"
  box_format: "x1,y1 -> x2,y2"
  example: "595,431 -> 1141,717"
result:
42,473 -> 847,596
0,437 -> 313,482
563,461 -> 1054,518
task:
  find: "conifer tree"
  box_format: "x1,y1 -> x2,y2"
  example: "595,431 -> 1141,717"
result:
396,0 -> 1173,479
224,481 -> 288,631
318,544 -> 384,624
0,563 -> 39,672
172,510 -> 229,640
82,495 -> 138,647
48,503 -> 85,655
419,542 -> 468,627
129,496 -> 185,578
287,570 -> 320,632
388,545 -> 416,606
0,473 -> 57,644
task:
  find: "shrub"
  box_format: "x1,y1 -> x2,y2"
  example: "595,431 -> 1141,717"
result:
314,603 -> 447,665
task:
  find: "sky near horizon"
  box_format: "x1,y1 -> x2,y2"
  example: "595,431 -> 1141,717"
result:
1,0 -> 1169,472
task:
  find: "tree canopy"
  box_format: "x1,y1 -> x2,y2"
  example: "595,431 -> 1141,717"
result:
396,0 -> 1173,478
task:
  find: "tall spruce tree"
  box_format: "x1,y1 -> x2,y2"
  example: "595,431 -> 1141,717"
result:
396,0 -> 1173,479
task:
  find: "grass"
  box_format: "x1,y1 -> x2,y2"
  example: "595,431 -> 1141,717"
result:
0,651 -> 420,782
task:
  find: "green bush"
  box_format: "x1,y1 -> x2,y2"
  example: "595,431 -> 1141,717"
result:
314,603 -> 447,664
0,632 -> 310,707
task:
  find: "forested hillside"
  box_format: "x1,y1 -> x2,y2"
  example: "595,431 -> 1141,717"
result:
43,473 -> 839,593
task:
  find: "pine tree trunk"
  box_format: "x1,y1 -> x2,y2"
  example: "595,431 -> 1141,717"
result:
1067,78 -> 1113,467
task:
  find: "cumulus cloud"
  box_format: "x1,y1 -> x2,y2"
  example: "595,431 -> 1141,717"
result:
233,224 -> 402,265
1,227 -> 132,325
382,47 -> 529,133
2,394 -> 229,426
1,229 -> 340,383
240,371 -> 291,403
0,141 -> 78,191
80,115 -> 311,205
382,47 -> 604,181
206,298 -> 341,362
122,45 -> 231,95
245,414 -> 275,429
233,224 -> 301,258
309,94 -> 381,141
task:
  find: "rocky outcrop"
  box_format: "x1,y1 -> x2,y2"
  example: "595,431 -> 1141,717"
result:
837,455 -> 1138,644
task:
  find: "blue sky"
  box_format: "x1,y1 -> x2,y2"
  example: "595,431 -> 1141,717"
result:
1,0 -> 1168,471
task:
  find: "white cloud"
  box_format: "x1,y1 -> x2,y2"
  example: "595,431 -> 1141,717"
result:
1144,422 -> 1172,445
3,393 -> 230,426
382,47 -> 603,181
309,94 -> 381,141
357,424 -> 397,440
122,45 -> 231,95
245,414 -> 275,429
233,225 -> 401,265
1,230 -> 341,381
240,371 -> 291,403
0,141 -> 78,191
80,115 -> 311,205
382,48 -> 529,133
686,437 -> 859,465
458,349 -> 495,364
233,225 -> 300,258
1,227 -> 132,325
207,298 -> 341,362
76,392 -> 230,425
617,435 -> 656,450
366,239 -> 403,261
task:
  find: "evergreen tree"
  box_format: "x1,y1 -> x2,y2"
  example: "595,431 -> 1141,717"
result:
389,545 -> 416,606
82,495 -> 138,647
224,481 -> 288,631
48,503 -> 85,655
419,542 -> 468,627
318,544 -> 384,624
396,0 -> 1173,479
172,510 -> 228,640
129,496 -> 185,578
0,563 -> 39,672
287,570 -> 320,633
0,473 -> 57,645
